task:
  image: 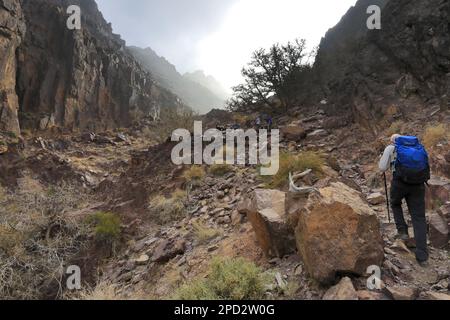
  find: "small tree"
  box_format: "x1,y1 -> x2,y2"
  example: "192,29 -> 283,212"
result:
227,39 -> 313,112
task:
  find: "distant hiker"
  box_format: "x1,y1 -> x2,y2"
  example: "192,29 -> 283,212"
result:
379,134 -> 431,266
255,116 -> 261,130
266,115 -> 273,131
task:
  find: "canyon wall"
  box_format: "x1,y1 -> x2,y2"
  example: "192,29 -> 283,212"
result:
0,0 -> 25,134
313,0 -> 450,131
2,0 -> 184,134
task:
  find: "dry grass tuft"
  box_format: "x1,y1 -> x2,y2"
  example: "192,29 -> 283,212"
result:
148,190 -> 186,225
192,221 -> 222,244
263,151 -> 324,189
423,124 -> 449,149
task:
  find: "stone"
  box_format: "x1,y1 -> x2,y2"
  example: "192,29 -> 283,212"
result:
357,290 -> 387,301
367,192 -> 385,205
231,210 -> 245,226
322,277 -> 358,300
420,291 -> 450,301
239,189 -> 296,258
0,144 -> 8,155
307,129 -> 328,138
425,176 -> 450,210
386,286 -> 417,300
280,125 -> 307,142
295,182 -> 384,284
294,264 -> 303,276
437,203 -> 450,224
115,133 -> 128,143
429,213 -> 449,248
135,254 -> 150,266
152,239 -> 186,263
216,191 -> 225,199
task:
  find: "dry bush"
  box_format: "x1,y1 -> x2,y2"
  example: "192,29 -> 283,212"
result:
147,190 -> 187,225
192,221 -> 222,244
73,280 -> 149,300
153,108 -> 197,143
0,184 -> 92,299
209,164 -> 234,177
76,281 -> 122,300
183,166 -> 206,182
385,120 -> 405,136
423,124 -> 449,149
263,151 -> 324,188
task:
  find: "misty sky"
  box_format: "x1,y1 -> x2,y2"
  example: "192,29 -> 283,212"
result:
96,0 -> 358,91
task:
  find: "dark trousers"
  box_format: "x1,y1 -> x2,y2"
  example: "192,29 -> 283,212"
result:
390,178 -> 428,261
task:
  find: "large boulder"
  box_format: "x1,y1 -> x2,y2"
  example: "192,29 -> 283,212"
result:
280,124 -> 307,142
295,182 -> 384,284
238,189 -> 296,257
429,213 -> 449,249
385,286 -> 418,300
426,176 -> 450,210
438,203 -> 450,225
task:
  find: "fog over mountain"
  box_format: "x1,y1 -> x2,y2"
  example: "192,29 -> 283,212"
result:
128,46 -> 228,114
95,0 -> 358,90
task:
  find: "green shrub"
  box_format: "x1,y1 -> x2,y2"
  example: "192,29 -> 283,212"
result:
174,258 -> 269,300
263,151 -> 324,188
88,212 -> 121,243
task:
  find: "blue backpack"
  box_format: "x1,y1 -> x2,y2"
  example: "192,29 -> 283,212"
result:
394,136 -> 430,184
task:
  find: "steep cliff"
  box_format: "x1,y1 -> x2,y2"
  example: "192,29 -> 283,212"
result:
0,0 -> 25,135
15,0 -> 184,132
313,0 -> 450,132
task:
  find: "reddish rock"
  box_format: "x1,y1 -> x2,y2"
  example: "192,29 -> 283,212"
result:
429,213 -> 449,249
323,277 -> 358,300
280,124 -> 307,142
426,177 -> 450,210
151,239 -> 186,263
239,189 -> 296,258
357,290 -> 388,301
386,286 -> 418,300
295,182 -> 384,284
420,291 -> 450,301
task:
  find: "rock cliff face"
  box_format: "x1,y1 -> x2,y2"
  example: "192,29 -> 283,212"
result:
0,0 -> 25,135
12,0 -> 183,133
313,0 -> 450,132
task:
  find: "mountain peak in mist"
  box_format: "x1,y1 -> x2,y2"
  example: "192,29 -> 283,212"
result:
128,46 -> 227,114
183,70 -> 230,101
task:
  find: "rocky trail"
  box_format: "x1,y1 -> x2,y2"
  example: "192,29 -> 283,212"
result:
0,106 -> 449,300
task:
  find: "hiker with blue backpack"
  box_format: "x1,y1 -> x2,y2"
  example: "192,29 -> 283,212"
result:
379,134 -> 431,267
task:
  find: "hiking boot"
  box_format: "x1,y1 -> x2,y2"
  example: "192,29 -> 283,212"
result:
417,260 -> 429,268
395,232 -> 410,241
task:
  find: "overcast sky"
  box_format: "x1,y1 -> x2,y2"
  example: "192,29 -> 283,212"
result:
96,0 -> 358,91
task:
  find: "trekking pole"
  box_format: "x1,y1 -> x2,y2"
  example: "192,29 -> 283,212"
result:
383,172 -> 391,223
